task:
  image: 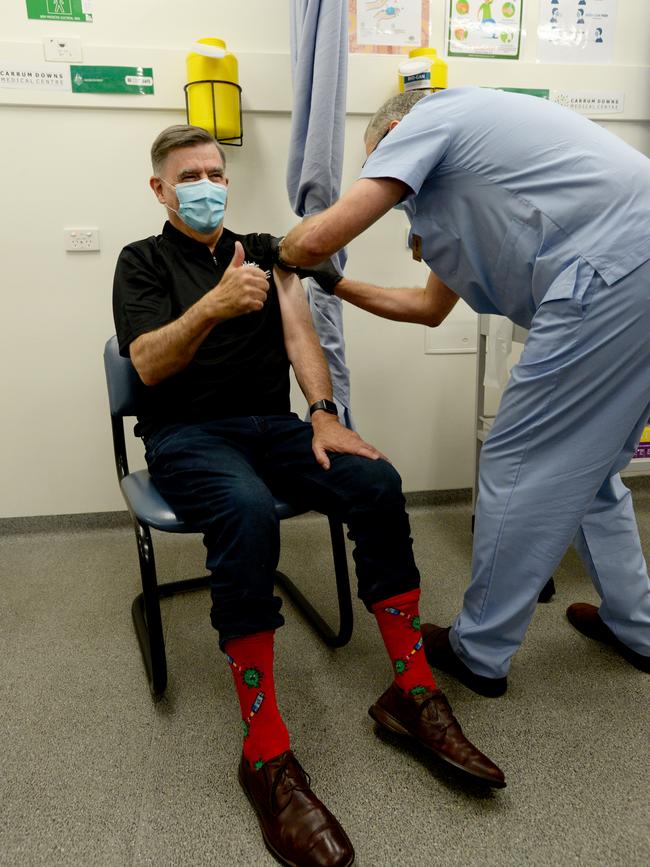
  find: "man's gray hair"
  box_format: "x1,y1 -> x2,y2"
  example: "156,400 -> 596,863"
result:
150,125 -> 227,175
364,90 -> 430,150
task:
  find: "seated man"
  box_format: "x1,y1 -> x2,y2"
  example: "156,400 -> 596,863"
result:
113,124 -> 505,867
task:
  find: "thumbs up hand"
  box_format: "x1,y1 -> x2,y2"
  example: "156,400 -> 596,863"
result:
205,241 -> 270,321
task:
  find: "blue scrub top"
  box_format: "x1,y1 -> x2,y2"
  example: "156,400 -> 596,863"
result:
360,87 -> 650,328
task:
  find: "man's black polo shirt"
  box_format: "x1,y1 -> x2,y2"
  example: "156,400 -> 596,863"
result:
113,222 -> 290,438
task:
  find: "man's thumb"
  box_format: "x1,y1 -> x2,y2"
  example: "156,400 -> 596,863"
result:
229,240 -> 245,269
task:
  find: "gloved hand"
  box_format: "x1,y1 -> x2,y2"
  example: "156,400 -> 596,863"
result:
269,235 -> 343,295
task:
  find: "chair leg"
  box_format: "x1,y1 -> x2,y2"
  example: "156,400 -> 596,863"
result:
275,516 -> 353,648
131,520 -> 168,698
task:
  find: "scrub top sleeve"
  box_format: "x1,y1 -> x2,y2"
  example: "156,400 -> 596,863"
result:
113,244 -> 173,357
360,121 -> 451,196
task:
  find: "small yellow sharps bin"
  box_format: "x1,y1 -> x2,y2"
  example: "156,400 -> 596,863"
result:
398,47 -> 448,93
185,38 -> 242,144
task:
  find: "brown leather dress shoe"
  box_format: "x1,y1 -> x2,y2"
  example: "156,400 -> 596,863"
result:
369,683 -> 506,787
566,603 -> 650,672
239,750 -> 355,867
421,623 -> 508,697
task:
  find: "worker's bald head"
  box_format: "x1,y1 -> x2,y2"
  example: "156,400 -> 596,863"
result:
364,90 -> 430,153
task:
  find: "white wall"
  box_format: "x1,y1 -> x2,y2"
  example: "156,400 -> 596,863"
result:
1,1 -> 648,517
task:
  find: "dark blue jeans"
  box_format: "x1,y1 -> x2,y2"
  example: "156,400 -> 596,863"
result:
144,415 -> 420,645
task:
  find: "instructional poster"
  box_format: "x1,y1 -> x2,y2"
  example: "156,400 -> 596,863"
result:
25,0 -> 93,23
537,0 -> 617,64
447,1 -> 524,60
349,0 -> 430,54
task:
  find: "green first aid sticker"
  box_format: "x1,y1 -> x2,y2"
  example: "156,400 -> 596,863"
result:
70,66 -> 154,95
26,0 -> 93,23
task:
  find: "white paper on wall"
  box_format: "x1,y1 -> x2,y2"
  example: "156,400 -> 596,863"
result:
537,0 -> 617,64
354,0 -> 426,49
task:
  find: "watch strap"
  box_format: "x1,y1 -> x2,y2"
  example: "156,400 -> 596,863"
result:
309,399 -> 338,417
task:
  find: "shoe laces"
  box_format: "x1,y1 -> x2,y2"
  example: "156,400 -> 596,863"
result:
418,691 -> 453,731
270,757 -> 312,816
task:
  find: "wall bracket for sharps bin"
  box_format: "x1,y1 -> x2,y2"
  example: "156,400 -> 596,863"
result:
184,79 -> 243,146
185,38 -> 243,146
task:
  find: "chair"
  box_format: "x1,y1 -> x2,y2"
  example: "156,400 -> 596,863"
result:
103,336 -> 353,698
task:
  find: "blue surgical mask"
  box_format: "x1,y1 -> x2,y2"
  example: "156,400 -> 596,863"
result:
163,177 -> 228,234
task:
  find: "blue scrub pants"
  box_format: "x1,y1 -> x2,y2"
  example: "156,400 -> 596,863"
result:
451,257 -> 650,678
143,415 -> 420,646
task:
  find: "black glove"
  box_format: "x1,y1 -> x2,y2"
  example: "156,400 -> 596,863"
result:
269,235 -> 343,295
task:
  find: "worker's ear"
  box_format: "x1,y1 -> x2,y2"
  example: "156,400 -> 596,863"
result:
388,119 -> 400,132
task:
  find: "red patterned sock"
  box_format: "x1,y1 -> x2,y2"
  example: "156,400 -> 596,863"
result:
224,631 -> 290,771
372,588 -> 438,696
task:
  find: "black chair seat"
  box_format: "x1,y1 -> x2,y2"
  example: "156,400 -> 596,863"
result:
122,469 -> 306,531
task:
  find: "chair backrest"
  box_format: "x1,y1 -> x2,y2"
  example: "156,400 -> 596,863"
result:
103,335 -> 145,418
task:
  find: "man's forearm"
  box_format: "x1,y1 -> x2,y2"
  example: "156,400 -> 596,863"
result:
286,328 -> 334,408
130,297 -> 218,386
335,273 -> 459,327
129,241 -> 270,386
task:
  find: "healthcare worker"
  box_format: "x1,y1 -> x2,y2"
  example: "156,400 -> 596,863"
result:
276,87 -> 650,695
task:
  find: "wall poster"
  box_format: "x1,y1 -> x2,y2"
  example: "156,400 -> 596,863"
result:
349,0 -> 431,54
447,1 -> 524,59
537,0 -> 617,64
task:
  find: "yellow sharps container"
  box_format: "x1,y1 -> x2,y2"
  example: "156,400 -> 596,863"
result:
185,38 -> 242,143
398,47 -> 448,93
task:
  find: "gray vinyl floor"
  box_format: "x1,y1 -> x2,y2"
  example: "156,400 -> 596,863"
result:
1,485 -> 649,867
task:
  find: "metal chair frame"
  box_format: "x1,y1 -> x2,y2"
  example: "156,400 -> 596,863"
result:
104,337 -> 353,699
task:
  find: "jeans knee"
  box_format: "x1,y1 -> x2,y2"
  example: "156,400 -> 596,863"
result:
352,458 -> 405,511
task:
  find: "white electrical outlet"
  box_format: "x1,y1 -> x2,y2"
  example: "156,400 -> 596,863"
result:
43,36 -> 83,63
64,228 -> 100,252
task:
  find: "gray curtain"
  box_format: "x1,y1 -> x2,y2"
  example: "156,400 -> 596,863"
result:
287,0 -> 353,427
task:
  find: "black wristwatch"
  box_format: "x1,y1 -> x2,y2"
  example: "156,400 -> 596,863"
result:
309,399 -> 338,417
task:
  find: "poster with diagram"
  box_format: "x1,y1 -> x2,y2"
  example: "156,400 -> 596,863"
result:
537,0 -> 616,64
349,0 -> 430,54
447,1 -> 524,59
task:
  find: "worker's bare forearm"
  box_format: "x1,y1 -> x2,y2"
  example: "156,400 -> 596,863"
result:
129,298 -> 218,386
281,178 -> 409,266
335,272 -> 459,327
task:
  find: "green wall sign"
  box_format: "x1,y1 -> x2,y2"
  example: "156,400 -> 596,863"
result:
496,87 -> 550,100
70,66 -> 155,95
26,1 -> 93,23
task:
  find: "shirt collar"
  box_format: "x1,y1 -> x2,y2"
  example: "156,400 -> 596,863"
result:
162,220 -> 234,256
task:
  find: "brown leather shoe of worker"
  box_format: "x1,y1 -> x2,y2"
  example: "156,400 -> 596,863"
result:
239,750 -> 355,867
421,623 -> 508,697
566,603 -> 650,672
369,683 -> 506,788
